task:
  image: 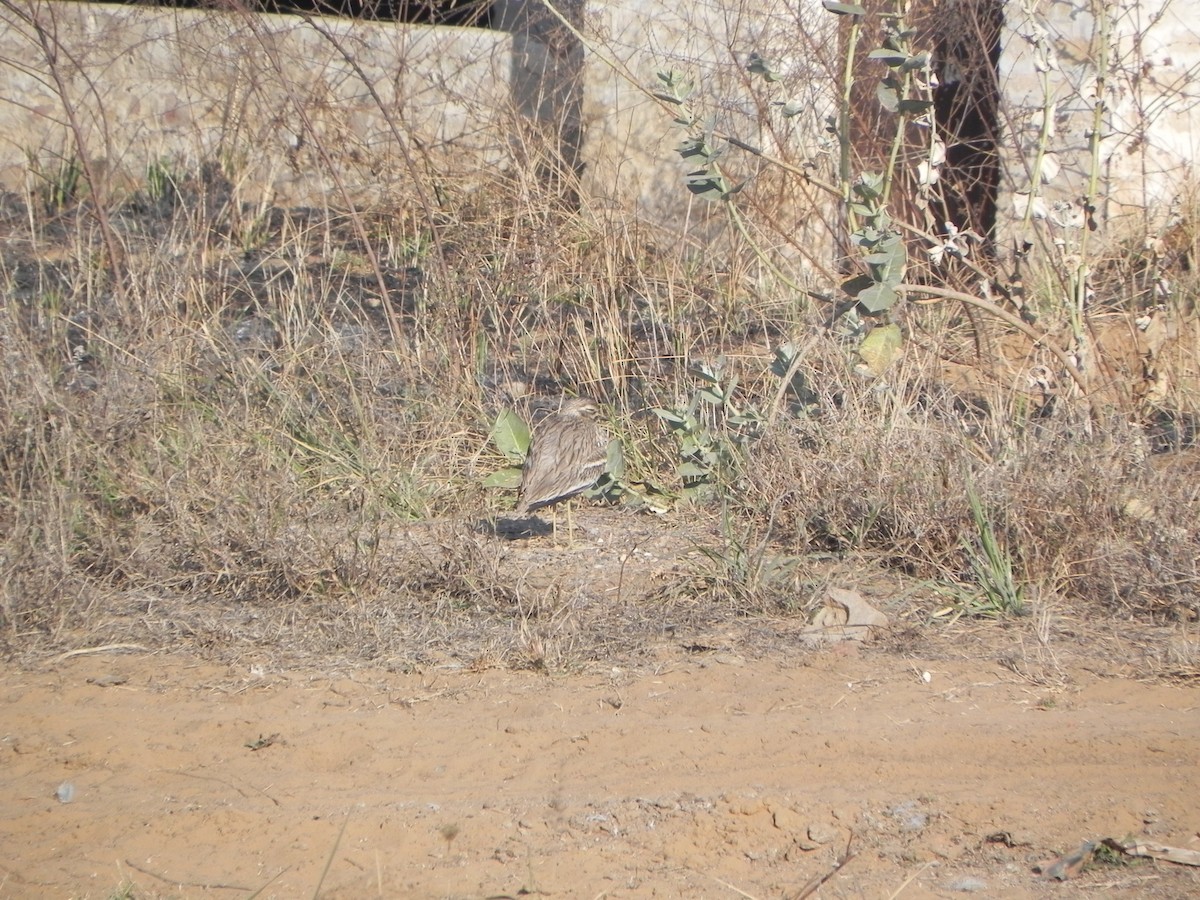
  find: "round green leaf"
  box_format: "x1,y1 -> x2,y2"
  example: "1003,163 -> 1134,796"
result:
857,283 -> 898,314
857,323 -> 903,375
483,467 -> 523,489
489,409 -> 530,462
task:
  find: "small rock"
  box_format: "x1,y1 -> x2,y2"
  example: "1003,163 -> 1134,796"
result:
948,876 -> 988,892
728,799 -> 765,816
830,805 -> 857,824
807,821 -> 839,845
87,673 -> 128,688
770,805 -> 804,833
889,800 -> 928,832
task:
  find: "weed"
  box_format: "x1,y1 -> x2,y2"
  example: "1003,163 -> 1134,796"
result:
27,150 -> 82,216
651,361 -> 763,503
144,157 -> 182,213
1092,839 -> 1143,869
438,821 -> 461,848
961,481 -> 1025,618
693,504 -> 804,613
483,407 -> 532,493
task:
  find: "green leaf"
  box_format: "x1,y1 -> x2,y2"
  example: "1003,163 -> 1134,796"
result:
684,170 -> 729,200
678,137 -> 716,161
605,439 -> 626,480
490,409 -> 530,462
678,461 -> 710,480
857,323 -> 903,374
853,172 -> 884,200
876,84 -> 899,113
857,283 -> 898,314
482,467 -> 523,489
775,358 -> 815,408
822,0 -> 866,14
866,234 -> 907,285
655,70 -> 694,97
651,407 -> 687,426
867,49 -> 908,66
872,208 -> 894,230
747,52 -> 782,82
840,273 -> 874,297
729,411 -> 764,432
771,342 -> 799,377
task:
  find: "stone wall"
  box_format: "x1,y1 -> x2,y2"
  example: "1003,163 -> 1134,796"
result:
0,0 -> 828,228
2,1 -> 1196,256
999,0 -> 1200,247
581,0 -> 837,227
0,3 -> 512,207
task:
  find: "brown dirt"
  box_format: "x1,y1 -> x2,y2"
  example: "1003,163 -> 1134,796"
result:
2,626 -> 1199,899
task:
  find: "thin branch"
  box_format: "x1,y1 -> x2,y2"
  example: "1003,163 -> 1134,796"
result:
897,281 -> 1098,415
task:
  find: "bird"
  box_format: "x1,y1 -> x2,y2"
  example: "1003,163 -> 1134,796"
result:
515,397 -> 609,534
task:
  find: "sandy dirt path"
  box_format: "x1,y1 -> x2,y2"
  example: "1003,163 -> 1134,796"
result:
1,648 -> 1198,899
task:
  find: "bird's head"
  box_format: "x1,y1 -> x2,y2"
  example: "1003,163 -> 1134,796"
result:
559,397 -> 599,418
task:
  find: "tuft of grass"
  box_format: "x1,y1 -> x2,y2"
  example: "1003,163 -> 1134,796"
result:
690,504 -> 805,614
959,481 -> 1025,618
27,149 -> 83,216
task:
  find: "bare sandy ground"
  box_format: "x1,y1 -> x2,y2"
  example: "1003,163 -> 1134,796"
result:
2,640 -> 1198,899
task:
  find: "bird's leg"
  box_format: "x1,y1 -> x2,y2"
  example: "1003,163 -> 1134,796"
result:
548,502 -> 571,547
561,500 -> 584,547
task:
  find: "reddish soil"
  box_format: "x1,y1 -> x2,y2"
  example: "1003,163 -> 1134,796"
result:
2,637 -> 1198,899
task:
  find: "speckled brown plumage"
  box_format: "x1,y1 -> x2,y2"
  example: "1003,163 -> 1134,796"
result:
515,398 -> 608,516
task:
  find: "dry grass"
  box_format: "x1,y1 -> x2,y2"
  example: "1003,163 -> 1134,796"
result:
3,167 -> 1196,670
2,9 -> 1199,670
